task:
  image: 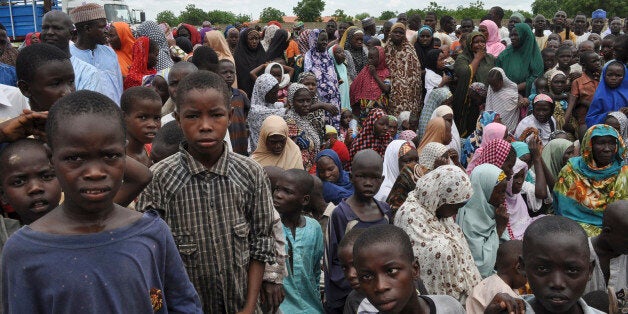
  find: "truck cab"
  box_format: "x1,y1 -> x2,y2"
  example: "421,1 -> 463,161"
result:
63,0 -> 144,25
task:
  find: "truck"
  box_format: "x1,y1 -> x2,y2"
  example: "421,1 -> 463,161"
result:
0,0 -> 144,41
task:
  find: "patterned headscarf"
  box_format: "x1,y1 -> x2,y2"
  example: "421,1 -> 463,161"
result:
137,21 -> 174,70
297,29 -> 312,55
398,130 -> 417,141
418,142 -> 450,172
285,83 -> 321,153
261,24 -> 280,51
607,111 -> 628,140
350,108 -> 391,160
349,45 -> 390,104
469,82 -> 487,97
395,165 -> 480,299
248,74 -> 283,152
466,138 -> 513,175
123,37 -> 156,90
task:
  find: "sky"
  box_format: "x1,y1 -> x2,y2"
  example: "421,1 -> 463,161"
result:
126,0 -> 536,22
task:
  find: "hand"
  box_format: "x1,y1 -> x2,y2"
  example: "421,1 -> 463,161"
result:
368,64 -> 376,76
447,149 -> 462,167
517,96 -> 529,109
0,110 -> 48,143
569,71 -> 581,82
338,79 -> 344,85
484,293 -> 526,314
528,136 -> 541,159
260,282 -> 285,314
323,103 -> 339,115
474,49 -> 486,61
495,203 -> 510,232
441,74 -> 451,85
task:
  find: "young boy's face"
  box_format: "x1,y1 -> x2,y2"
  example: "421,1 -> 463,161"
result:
151,75 -> 170,104
338,245 -> 360,290
175,88 -> 232,161
521,234 -> 593,313
19,60 -> 75,112
168,68 -> 195,102
272,175 -> 308,215
218,62 -> 236,87
351,163 -> 383,199
1,146 -> 61,223
582,54 -> 601,75
50,114 -> 125,213
535,79 -> 548,93
605,64 -> 625,89
600,39 -> 615,60
301,77 -> 317,94
556,50 -> 572,68
125,98 -> 162,144
550,74 -> 567,94
355,243 -> 419,313
543,51 -> 556,71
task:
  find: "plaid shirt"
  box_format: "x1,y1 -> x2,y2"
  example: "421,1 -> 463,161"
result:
136,143 -> 275,313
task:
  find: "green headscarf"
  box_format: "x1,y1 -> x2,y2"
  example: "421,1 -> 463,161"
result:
510,12 -> 525,23
496,23 -> 543,96
541,138 -> 573,180
452,31 -> 496,136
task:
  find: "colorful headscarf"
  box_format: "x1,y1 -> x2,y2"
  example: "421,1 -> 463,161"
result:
261,24 -> 280,51
341,27 -> 368,73
417,117 -> 450,153
328,44 -> 351,111
24,32 -> 40,46
418,88 -> 453,140
284,83 -> 321,170
316,149 -> 354,205
506,158 -> 544,240
461,111 -> 500,167
495,23 -> 544,96
398,130 -> 417,141
174,24 -> 201,45
607,111 -> 628,140
297,29 -> 312,55
204,30 -> 234,63
350,108 -> 391,159
137,21 -> 174,70
486,67 -> 520,132
111,22 -> 135,77
457,163 -> 506,278
511,141 -> 530,158
395,165 -> 480,300
384,22 -> 422,116
467,138 -> 513,175
123,37 -> 156,90
251,115 -> 304,170
349,45 -> 390,105
480,20 -> 506,57
248,74 -> 283,152
585,61 -> 628,127
555,124 -> 628,236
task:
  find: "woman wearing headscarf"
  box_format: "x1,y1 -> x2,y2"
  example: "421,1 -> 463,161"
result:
297,29 -> 312,57
234,28 -> 266,97
349,45 -> 390,119
265,29 -> 289,62
457,163 -> 509,278
385,23 -> 422,117
328,44 -> 350,111
374,140 -> 417,202
284,84 -> 322,172
108,22 -> 135,77
251,115 -> 304,170
173,23 -> 201,46
423,49 -> 449,102
304,29 -> 341,128
461,111 -> 501,168
349,108 -> 392,160
606,111 -> 628,145
453,31 -> 495,136
225,26 -> 239,55
204,30 -> 235,63
417,88 -> 452,140
340,27 -> 368,74
417,117 -> 453,153
431,105 -> 462,155
261,24 -> 280,51
137,21 -> 174,71
466,138 -> 517,181
479,20 -> 506,57
505,158 -> 546,240
486,67 -> 521,132
555,125 -> 628,236
123,37 -> 157,90
248,74 -> 284,152
541,138 -> 575,182
414,26 -> 434,68
22,32 -> 40,47
496,23 -> 544,97
395,165 -> 480,302
315,149 -> 354,205
585,61 -> 628,127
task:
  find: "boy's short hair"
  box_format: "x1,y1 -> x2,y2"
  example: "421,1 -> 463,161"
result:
541,48 -> 555,56
16,43 -> 70,83
153,120 -> 183,146
120,86 -> 162,113
354,224 -> 414,263
556,45 -> 572,55
284,168 -> 314,195
0,139 -> 48,180
218,59 -> 235,66
190,46 -> 219,71
46,90 -> 125,149
351,149 -> 383,171
495,240 -> 522,271
338,227 -> 367,251
579,51 -> 598,65
175,70 -> 232,112
522,216 -> 588,260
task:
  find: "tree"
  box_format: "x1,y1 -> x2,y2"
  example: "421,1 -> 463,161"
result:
531,0 -> 561,18
178,4 -> 207,26
236,14 -> 252,23
532,0 -> 626,19
207,10 -> 237,25
259,7 -> 285,23
354,12 -> 370,21
156,10 -> 178,26
293,0 -> 325,22
453,0 -> 486,20
405,9 -> 425,18
332,9 -> 352,22
379,11 -> 397,20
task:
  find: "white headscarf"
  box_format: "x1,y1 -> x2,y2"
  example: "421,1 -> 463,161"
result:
248,74 -> 283,152
264,62 -> 291,88
485,67 -> 519,132
394,165 -> 480,302
374,140 -> 413,202
430,105 -> 461,154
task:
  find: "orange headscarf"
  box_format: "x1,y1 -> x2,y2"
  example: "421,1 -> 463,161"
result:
417,117 -> 450,153
112,22 -> 135,77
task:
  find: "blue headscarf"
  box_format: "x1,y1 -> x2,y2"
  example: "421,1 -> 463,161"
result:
224,25 -> 235,38
511,142 -> 530,158
585,61 -> 628,127
316,149 -> 354,205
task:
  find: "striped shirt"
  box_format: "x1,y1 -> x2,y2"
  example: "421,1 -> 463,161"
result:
136,143 -> 275,313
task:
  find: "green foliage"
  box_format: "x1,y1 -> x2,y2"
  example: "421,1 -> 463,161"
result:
379,11 -> 397,20
452,1 -> 488,20
293,0 -> 325,22
178,4 -> 207,26
236,14 -> 252,24
354,12 -> 370,21
332,9 -> 353,22
206,10 -> 236,25
156,10 -> 178,26
405,9 -> 425,18
259,7 -> 286,23
531,0 -> 561,19
532,0 -> 626,18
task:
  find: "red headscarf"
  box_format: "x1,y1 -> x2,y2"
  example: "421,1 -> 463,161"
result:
466,138 -> 512,174
24,32 -> 40,46
349,45 -> 390,105
267,21 -> 283,28
123,37 -> 156,90
349,108 -> 392,160
173,24 -> 201,46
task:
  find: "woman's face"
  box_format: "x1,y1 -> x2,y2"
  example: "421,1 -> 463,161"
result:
368,48 -> 379,66
550,74 -> 567,94
30,33 -> 40,44
533,101 -> 553,124
317,32 -> 329,52
227,30 -> 239,47
471,35 -> 487,53
265,84 -> 279,103
266,134 -> 286,155
562,145 -> 577,165
509,29 -> 520,48
107,26 -> 120,50
373,116 -> 389,137
441,113 -> 453,125
269,66 -> 283,84
442,123 -> 453,145
147,43 -> 159,69
388,120 -> 398,136
390,27 -> 405,45
478,25 -> 489,40
293,89 -> 312,116
502,150 -> 517,180
317,156 -> 340,182
177,27 -> 190,40
398,149 -> 418,170
511,168 -> 526,195
333,47 -> 346,64
301,77 -> 317,93
436,201 -> 467,218
350,33 -> 363,49
488,180 -> 508,207
247,31 -> 260,49
418,30 -> 432,46
436,52 -> 447,69
591,135 -> 617,167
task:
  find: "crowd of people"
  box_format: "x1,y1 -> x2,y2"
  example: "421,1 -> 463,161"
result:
0,2 -> 627,313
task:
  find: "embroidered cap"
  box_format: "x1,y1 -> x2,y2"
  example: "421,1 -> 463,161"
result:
70,3 -> 106,24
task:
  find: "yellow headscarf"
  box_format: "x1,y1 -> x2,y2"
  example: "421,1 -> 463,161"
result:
251,115 -> 305,170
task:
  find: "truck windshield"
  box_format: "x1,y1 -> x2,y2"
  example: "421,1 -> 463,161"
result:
104,4 -> 132,23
